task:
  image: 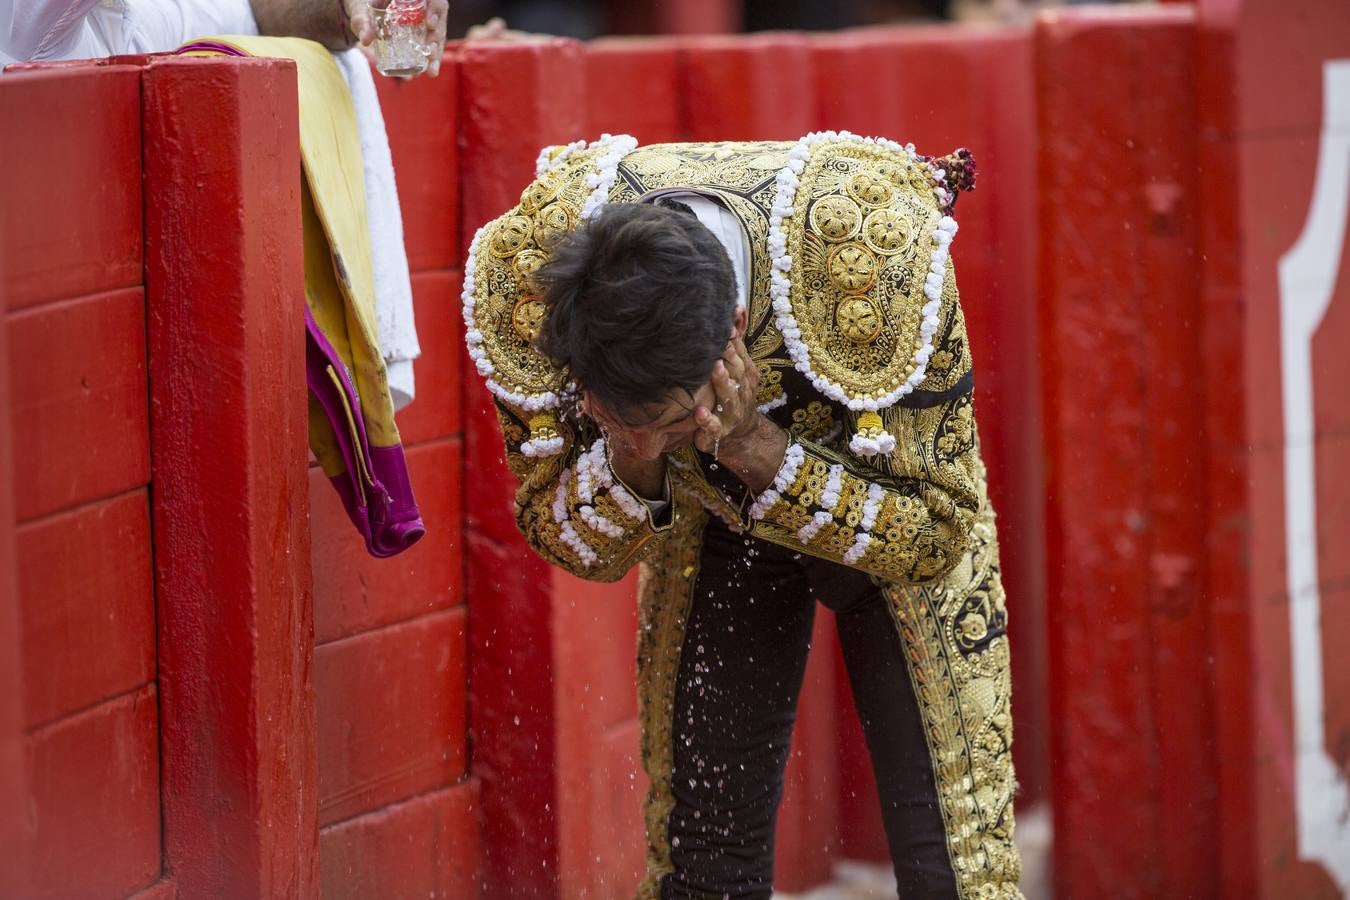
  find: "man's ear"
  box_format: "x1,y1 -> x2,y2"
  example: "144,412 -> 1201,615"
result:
732,305 -> 748,341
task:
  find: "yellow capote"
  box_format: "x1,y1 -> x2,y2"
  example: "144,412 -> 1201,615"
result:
180,36 -> 421,557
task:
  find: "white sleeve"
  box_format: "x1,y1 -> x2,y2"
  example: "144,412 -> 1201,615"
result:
0,0 -> 102,61
127,0 -> 258,52
657,193 -> 751,313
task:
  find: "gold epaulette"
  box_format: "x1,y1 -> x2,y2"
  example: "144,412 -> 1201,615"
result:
461,134 -> 639,456
769,131 -> 969,457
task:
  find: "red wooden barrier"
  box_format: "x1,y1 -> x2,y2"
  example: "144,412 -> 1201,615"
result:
1037,8 -> 1218,898
1194,0 -> 1350,895
773,614 -> 843,891
0,254 -> 28,898
551,573 -> 648,898
1,62 -> 165,900
17,493 -> 154,729
309,55 -> 480,895
678,33 -> 817,141
0,75 -> 141,314
375,63 -> 463,271
586,38 -> 682,144
459,38 -> 589,899
143,56 -> 318,899
320,780 -> 482,897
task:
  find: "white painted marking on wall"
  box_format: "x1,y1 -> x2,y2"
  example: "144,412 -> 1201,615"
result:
1277,58 -> 1350,897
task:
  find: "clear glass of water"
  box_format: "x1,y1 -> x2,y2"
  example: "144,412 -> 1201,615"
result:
369,0 -> 430,77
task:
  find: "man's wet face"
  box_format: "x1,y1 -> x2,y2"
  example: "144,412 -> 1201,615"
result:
585,382 -> 718,460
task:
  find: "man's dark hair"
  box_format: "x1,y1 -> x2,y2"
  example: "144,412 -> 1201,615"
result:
534,201 -> 737,425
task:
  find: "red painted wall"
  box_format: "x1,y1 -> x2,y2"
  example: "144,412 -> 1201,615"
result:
309,56 -> 480,900
6,7 -> 1347,899
1037,1 -> 1350,896
1,64 -> 164,900
2,51 -> 483,900
1037,9 -> 1217,897
1195,0 -> 1350,895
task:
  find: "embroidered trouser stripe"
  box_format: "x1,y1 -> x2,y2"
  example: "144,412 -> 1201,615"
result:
882,504 -> 1023,899
635,510 -> 707,900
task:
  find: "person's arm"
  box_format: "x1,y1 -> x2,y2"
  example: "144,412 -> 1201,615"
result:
731,268 -> 982,584
494,400 -> 676,583
248,0 -> 354,49
0,0 -> 101,61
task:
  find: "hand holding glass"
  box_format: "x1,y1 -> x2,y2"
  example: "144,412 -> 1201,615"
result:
369,0 -> 430,77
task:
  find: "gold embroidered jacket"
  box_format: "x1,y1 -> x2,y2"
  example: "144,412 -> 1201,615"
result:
465,134 -> 987,587
464,134 -> 1021,898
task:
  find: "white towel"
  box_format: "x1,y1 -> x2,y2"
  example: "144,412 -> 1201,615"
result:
333,46 -> 421,411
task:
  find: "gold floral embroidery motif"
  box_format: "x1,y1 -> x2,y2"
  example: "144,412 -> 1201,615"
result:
810,195 -> 864,242
862,207 -> 914,256
827,243 -> 879,294
937,399 -> 977,457
755,364 -> 786,409
790,400 -> 836,442
837,297 -> 884,343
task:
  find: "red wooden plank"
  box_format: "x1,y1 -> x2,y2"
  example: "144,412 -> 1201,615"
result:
555,713 -> 649,900
1131,17 -> 1219,900
585,38 -> 682,145
1037,9 -> 1214,898
320,778 -> 481,900
677,33 -> 816,142
127,879 -> 177,900
1208,0 -> 1350,137
552,570 -> 642,899
16,490 -> 154,730
552,571 -> 640,731
311,438 -> 463,645
0,289 -> 31,896
813,26 -> 992,144
26,686 -> 161,900
7,288 -> 150,522
1037,11 -> 1156,898
375,54 -> 461,271
316,607 -> 467,826
459,38 -> 589,899
595,720 -> 647,897
143,56 -> 317,900
1194,124 -> 1258,897
0,67 -> 142,311
392,271 -> 464,447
